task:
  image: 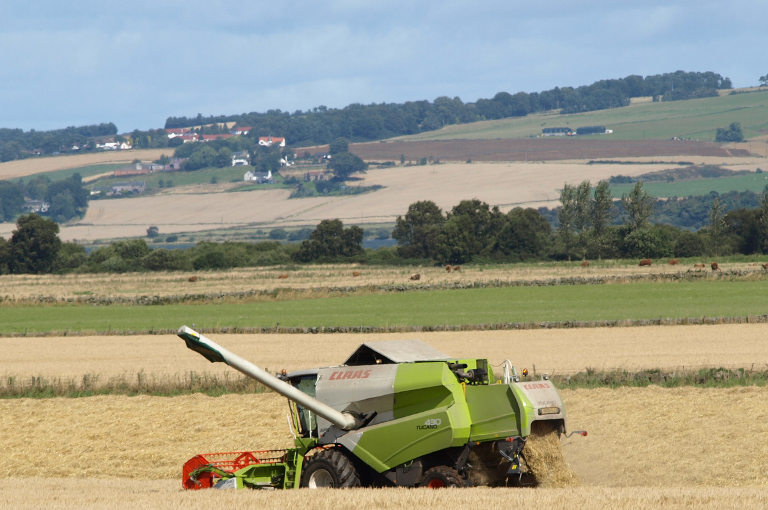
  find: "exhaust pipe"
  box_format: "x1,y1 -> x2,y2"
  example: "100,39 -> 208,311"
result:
177,326 -> 359,430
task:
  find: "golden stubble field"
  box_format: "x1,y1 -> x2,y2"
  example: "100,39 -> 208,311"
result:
2,155 -> 762,241
3,324 -> 768,507
0,148 -> 171,180
1,387 -> 767,508
3,324 -> 768,382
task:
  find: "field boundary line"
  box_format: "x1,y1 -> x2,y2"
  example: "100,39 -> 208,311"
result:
4,313 -> 768,338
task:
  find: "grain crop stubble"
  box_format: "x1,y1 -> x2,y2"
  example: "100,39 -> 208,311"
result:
2,387 -> 768,488
2,481 -> 767,510
4,324 -> 768,384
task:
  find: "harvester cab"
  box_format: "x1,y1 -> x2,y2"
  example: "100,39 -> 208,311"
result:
178,326 -> 577,490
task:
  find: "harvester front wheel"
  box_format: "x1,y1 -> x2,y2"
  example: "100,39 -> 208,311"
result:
421,466 -> 464,488
300,448 -> 360,488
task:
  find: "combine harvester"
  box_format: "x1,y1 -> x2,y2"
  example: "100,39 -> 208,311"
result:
178,326 -> 584,489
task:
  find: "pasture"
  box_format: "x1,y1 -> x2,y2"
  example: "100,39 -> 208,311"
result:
610,171 -> 768,197
394,89 -> 768,142
3,278 -> 768,335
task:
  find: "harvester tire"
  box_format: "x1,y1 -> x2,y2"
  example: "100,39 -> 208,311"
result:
421,466 -> 464,488
300,448 -> 360,488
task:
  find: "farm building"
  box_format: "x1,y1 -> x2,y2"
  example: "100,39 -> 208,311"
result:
108,181 -> 146,196
576,125 -> 608,135
304,170 -> 331,182
244,169 -> 273,183
232,151 -> 250,166
542,127 -> 574,136
23,199 -> 50,213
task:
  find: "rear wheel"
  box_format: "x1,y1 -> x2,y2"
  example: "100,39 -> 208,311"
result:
421,466 -> 464,488
300,448 -> 360,488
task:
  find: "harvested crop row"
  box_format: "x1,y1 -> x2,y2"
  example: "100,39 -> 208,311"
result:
2,387 -> 767,487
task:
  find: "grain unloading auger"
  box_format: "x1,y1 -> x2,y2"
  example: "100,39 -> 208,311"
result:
178,325 -> 585,489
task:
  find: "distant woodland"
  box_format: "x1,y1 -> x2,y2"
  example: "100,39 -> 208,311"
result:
164,71 -> 730,146
0,70 -> 731,163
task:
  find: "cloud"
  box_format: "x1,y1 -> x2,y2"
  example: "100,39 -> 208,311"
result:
1,0 -> 766,131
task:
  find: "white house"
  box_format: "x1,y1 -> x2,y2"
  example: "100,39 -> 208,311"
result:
232,151 -> 250,166
244,169 -> 273,183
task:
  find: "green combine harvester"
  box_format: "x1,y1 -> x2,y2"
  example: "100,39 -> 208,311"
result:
178,326 -> 584,489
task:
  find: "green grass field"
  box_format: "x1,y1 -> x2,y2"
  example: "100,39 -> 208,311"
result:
4,279 -> 767,335
397,89 -> 768,142
610,172 -> 768,197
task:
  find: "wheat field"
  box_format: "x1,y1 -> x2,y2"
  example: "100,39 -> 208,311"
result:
3,324 -> 768,508
1,387 -> 767,507
1,387 -> 767,485
0,149 -> 171,180
3,324 -> 767,384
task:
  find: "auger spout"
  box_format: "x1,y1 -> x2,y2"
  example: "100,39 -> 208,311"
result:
177,325 -> 359,430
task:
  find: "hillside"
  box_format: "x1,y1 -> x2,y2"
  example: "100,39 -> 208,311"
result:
1,89 -> 767,243
388,88 -> 768,142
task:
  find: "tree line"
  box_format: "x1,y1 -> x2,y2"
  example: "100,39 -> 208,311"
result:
0,174 -> 89,223
0,123 -> 118,162
165,71 -> 730,146
4,180 -> 768,275
0,70 -> 733,163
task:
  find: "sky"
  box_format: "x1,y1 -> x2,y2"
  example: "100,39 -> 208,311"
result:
1,0 -> 766,133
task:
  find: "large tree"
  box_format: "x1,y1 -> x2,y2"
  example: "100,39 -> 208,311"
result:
328,152 -> 367,180
392,200 -> 445,259
293,219 -> 363,262
8,214 -> 62,274
573,180 -> 593,259
621,182 -> 654,231
436,199 -> 504,264
495,207 -> 552,261
328,137 -> 349,155
758,186 -> 768,253
590,180 -> 613,259
557,184 -> 577,260
707,196 -> 727,256
715,122 -> 744,142
0,180 -> 24,221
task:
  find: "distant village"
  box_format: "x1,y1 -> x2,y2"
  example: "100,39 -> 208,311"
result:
92,127 -> 332,198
